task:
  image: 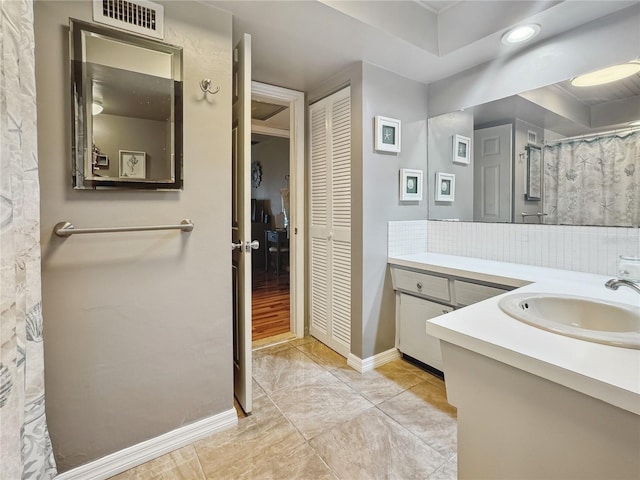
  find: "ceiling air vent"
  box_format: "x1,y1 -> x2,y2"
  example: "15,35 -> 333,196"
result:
93,0 -> 164,39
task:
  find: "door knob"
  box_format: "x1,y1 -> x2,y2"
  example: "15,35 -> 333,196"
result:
231,241 -> 243,250
246,240 -> 260,251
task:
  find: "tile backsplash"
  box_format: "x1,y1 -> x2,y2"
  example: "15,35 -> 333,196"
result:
388,220 -> 428,257
389,220 -> 640,277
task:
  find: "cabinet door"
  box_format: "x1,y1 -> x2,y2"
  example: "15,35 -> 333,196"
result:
398,294 -> 453,371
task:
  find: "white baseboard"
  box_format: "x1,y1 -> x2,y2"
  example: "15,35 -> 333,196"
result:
347,348 -> 400,373
55,408 -> 238,480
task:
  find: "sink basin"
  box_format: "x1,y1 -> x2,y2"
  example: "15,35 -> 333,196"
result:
498,293 -> 640,349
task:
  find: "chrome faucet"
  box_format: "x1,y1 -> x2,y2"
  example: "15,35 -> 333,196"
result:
605,278 -> 640,295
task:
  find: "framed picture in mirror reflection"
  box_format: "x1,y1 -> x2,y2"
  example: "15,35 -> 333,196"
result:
95,154 -> 109,167
453,134 -> 471,165
119,150 -> 147,179
436,172 -> 455,202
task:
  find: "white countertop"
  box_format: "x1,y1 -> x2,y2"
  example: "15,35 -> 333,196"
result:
389,253 -> 640,415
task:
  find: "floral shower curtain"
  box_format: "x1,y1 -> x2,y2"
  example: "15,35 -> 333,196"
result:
543,131 -> 640,227
0,0 -> 57,478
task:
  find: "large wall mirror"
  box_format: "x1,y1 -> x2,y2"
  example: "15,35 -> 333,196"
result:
70,19 -> 183,190
427,61 -> 640,227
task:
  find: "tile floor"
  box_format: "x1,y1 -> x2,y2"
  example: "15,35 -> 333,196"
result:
110,337 -> 458,479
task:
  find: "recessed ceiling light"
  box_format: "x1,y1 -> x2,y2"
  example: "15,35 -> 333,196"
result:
501,24 -> 541,45
571,62 -> 640,87
92,102 -> 103,115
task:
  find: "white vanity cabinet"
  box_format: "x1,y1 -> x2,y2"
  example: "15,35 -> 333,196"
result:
391,265 -> 513,372
397,294 -> 453,371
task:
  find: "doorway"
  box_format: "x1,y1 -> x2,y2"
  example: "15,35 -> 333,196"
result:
250,131 -> 291,342
249,82 -> 305,345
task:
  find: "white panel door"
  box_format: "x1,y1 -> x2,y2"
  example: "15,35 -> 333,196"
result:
473,124 -> 512,223
309,86 -> 351,358
232,33 -> 252,414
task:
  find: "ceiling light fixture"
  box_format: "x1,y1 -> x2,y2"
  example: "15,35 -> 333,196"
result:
571,62 -> 640,87
92,102 -> 103,115
501,24 -> 541,45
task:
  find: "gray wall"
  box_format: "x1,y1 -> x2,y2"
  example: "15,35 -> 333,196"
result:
251,136 -> 290,228
427,111 -> 474,221
360,63 -> 428,359
308,62 -> 428,360
93,114 -> 170,180
35,1 -> 233,472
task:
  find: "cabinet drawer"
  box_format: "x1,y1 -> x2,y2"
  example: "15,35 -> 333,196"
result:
393,269 -> 450,302
398,294 -> 453,371
455,280 -> 510,306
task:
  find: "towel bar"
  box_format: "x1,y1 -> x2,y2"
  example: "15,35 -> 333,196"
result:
54,219 -> 194,237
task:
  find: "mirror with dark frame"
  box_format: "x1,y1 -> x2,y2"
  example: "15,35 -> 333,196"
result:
428,62 -> 640,227
70,19 -> 183,190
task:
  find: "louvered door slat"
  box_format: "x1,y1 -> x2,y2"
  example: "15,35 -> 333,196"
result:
310,106 -> 328,228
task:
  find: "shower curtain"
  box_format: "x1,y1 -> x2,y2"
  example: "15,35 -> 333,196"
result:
543,131 -> 640,227
0,0 -> 57,478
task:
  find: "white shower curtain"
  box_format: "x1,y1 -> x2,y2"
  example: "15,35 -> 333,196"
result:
0,0 -> 57,478
543,131 -> 640,227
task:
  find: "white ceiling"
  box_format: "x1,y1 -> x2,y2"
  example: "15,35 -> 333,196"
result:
205,0 -> 637,92
416,0 -> 461,14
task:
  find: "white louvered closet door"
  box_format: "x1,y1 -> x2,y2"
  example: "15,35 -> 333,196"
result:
309,86 -> 351,358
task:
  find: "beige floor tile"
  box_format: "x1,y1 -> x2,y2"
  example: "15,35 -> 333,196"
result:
288,336 -> 316,347
379,357 -> 443,383
111,340 -> 458,480
252,341 -> 293,356
252,332 -> 296,350
329,363 -> 425,405
203,441 -> 337,480
294,339 -> 348,370
195,395 -> 307,478
252,344 -> 327,394
310,408 -> 447,480
378,380 -> 457,459
428,457 -> 458,479
108,445 -> 205,480
269,371 -> 374,440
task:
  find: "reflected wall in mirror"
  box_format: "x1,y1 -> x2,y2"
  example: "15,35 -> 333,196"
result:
70,19 -> 183,190
428,62 -> 640,227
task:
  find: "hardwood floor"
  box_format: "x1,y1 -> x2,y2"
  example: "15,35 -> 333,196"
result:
252,269 -> 290,341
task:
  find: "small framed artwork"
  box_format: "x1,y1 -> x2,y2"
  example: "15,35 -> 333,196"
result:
375,116 -> 401,153
119,150 -> 146,179
435,172 -> 455,202
453,134 -> 471,165
400,168 -> 423,201
95,153 -> 109,167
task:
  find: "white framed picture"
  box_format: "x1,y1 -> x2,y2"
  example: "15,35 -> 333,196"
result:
119,150 -> 146,179
435,172 -> 455,202
375,116 -> 401,153
400,168 -> 423,201
453,134 -> 471,165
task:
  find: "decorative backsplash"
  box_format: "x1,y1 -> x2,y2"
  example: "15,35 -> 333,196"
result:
387,220 -> 428,257
388,220 -> 640,276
